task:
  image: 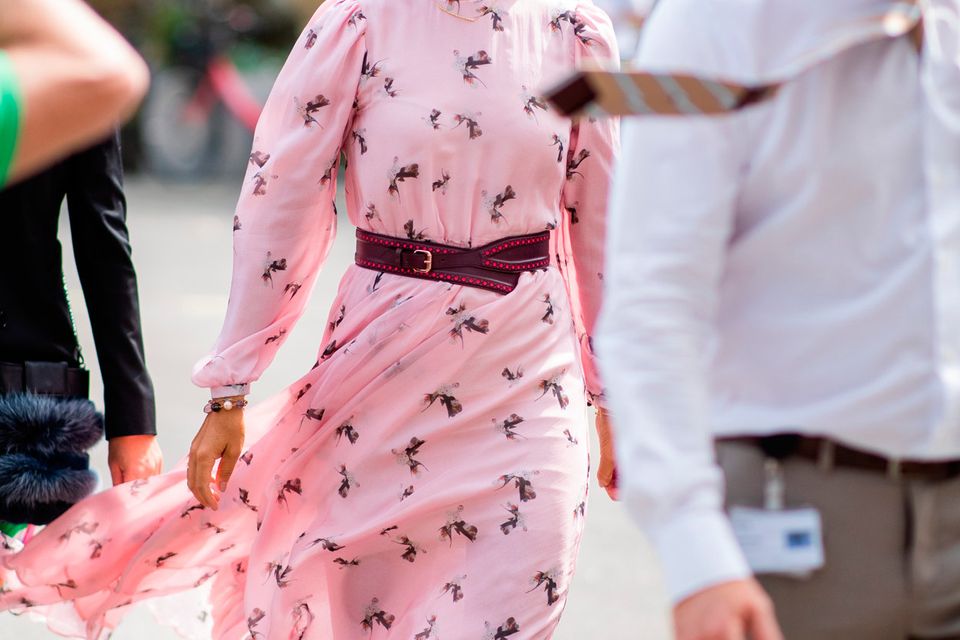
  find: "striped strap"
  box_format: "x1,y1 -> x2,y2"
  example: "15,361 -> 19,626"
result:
547,1 -> 922,117
547,71 -> 780,118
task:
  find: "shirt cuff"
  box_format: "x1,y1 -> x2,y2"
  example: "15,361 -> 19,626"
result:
210,383 -> 251,398
640,508 -> 752,602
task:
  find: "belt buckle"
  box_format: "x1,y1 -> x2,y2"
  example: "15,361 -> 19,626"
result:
412,249 -> 433,274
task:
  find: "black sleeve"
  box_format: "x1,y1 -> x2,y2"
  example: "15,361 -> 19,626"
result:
66,132 -> 157,439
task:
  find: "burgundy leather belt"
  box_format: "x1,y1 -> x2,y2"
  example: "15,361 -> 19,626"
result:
355,229 -> 551,294
721,434 -> 960,482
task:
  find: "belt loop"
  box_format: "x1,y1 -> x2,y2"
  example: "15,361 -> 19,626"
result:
817,439 -> 835,472
887,458 -> 902,481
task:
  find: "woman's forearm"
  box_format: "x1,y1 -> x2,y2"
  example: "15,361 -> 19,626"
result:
0,0 -> 149,184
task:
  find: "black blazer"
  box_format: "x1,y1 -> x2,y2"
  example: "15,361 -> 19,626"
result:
0,133 -> 156,439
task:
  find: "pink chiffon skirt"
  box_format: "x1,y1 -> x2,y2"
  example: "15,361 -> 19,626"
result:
1,266 -> 592,639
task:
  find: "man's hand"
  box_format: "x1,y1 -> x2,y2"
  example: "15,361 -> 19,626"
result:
674,579 -> 784,640
187,407 -> 245,511
596,408 -> 619,500
107,435 -> 163,486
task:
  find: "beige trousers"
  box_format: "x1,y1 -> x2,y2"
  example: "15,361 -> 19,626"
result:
718,441 -> 960,640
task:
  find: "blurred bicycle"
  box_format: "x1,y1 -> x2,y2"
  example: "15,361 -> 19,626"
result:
140,0 -> 295,179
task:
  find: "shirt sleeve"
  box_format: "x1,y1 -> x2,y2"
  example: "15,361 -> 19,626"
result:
595,15 -> 753,599
0,50 -> 23,188
66,132 -> 157,439
557,1 -> 620,407
191,0 -> 367,398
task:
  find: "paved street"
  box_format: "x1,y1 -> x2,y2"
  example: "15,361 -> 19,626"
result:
1,179 -> 672,639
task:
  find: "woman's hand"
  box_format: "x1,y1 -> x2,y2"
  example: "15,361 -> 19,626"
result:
187,402 -> 245,510
596,408 -> 619,500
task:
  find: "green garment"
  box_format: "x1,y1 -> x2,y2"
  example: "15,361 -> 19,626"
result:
0,521 -> 28,538
0,50 -> 23,187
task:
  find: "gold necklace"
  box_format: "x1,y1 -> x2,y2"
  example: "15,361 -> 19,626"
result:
437,1 -> 483,23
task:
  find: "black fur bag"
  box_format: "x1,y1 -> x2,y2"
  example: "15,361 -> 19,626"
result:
0,387 -> 104,525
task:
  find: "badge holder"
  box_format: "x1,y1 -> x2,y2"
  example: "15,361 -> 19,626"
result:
729,437 -> 825,577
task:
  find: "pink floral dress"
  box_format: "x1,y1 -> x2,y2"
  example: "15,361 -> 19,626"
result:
0,1 -> 618,638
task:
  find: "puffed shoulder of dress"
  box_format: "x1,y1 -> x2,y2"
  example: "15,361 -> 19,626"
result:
191,0 -> 368,399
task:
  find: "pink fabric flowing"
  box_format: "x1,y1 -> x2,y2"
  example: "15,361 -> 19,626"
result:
0,1 -> 619,638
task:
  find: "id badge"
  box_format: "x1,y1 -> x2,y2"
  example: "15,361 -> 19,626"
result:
729,506 -> 825,577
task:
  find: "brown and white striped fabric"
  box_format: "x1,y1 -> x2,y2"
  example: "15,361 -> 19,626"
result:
546,70 -> 782,117
546,1 -> 923,117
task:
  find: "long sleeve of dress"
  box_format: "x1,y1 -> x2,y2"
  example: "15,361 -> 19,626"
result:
66,132 -> 157,439
192,1 -> 367,398
557,2 -> 620,407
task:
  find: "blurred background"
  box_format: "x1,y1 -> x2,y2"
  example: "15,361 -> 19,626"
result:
91,0 -> 306,179
98,0 -> 650,180
3,1 -> 671,638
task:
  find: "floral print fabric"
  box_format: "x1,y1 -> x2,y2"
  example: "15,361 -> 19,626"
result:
0,1 -> 618,638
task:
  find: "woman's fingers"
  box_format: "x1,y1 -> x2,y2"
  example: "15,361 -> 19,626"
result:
187,440 -> 198,500
194,447 -> 220,510
187,424 -> 218,509
595,409 -> 620,500
216,441 -> 242,493
188,412 -> 246,510
187,427 -> 203,502
187,411 -> 245,510
603,471 -> 620,500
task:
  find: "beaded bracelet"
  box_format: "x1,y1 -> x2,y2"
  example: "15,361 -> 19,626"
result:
203,398 -> 249,414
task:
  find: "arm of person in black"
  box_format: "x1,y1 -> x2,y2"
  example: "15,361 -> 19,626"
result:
65,132 -> 163,484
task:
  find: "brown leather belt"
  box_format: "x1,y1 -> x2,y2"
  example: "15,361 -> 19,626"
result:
720,434 -> 960,482
355,229 -> 551,294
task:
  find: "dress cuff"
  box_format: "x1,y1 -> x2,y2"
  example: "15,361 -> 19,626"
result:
588,390 -> 607,411
640,508 -> 752,603
210,383 -> 251,399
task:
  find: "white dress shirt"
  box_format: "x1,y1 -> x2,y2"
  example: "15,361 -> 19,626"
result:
597,0 -> 960,601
